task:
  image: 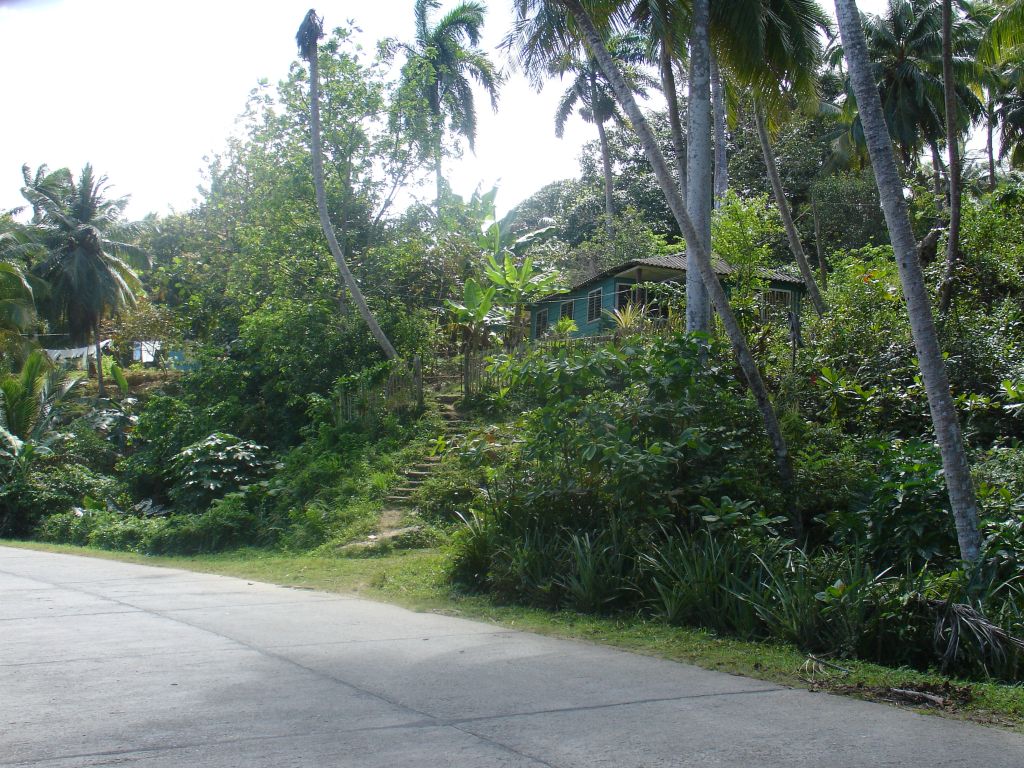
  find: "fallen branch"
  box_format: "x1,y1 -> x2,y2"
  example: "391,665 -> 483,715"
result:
807,654 -> 852,674
890,688 -> 947,707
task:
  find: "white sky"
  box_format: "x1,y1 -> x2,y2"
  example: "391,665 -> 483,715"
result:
0,0 -> 889,221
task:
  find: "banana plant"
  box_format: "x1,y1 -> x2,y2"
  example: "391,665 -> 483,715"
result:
444,277 -> 501,355
483,253 -> 563,349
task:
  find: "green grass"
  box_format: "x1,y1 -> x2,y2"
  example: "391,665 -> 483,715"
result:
6,539 -> 1023,731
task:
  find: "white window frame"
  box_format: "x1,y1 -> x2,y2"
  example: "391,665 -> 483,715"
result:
586,288 -> 602,323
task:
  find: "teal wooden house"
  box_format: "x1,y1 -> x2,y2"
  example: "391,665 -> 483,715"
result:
528,254 -> 806,340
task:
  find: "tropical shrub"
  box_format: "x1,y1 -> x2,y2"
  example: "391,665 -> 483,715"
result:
168,432 -> 275,512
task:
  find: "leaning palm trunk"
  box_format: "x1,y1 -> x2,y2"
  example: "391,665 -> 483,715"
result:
711,53 -> 729,204
754,104 -> 827,316
685,0 -> 712,334
297,10 -> 398,361
834,0 -> 981,562
558,0 -> 797,521
937,0 -> 961,315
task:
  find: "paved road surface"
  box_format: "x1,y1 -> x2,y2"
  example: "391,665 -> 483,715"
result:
2,546 -> 1022,767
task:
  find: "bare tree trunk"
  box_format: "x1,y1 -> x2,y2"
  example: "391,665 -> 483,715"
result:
94,322 -> 105,398
811,191 -> 828,290
754,104 -> 827,316
560,0 -> 797,522
937,0 -> 961,316
686,0 -> 712,334
834,0 -> 981,563
306,32 -> 399,361
711,53 -> 729,205
596,116 -> 615,236
661,46 -> 688,195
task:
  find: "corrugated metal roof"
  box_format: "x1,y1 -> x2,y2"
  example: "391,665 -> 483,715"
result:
566,253 -> 806,293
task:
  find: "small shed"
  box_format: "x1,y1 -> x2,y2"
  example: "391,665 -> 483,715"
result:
528,253 -> 806,340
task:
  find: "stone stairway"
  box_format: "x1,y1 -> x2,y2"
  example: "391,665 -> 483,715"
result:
384,393 -> 467,508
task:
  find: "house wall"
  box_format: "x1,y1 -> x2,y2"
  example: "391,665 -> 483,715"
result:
531,276 -> 634,339
530,274 -> 804,340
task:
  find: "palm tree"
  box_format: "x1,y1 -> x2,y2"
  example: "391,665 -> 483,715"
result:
629,0 -> 690,202
993,55 -> 1024,167
0,220 -> 39,356
551,31 -> 656,237
391,0 -> 502,202
518,0 -> 798,526
711,54 -> 729,203
729,0 -> 832,317
938,0 -> 985,313
832,0 -> 981,171
687,0 -> 714,334
989,0 -> 1024,53
0,349 -> 82,442
20,164 -> 148,397
297,10 -> 399,361
833,0 -> 981,563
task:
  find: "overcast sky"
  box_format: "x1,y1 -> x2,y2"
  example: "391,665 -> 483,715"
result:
0,0 -> 888,220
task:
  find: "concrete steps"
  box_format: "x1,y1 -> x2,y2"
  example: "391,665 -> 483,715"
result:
384,400 -> 469,507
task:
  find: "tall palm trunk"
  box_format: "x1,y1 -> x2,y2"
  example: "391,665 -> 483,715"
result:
300,12 -> 398,361
754,104 -> 827,316
94,321 -> 105,398
987,94 -> 997,192
937,0 -> 961,315
595,107 -> 615,236
686,0 -> 712,334
559,0 -> 797,523
834,0 -> 981,563
711,53 -> 729,205
660,46 -> 688,195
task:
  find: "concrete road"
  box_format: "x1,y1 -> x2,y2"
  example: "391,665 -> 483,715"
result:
2,547 -> 1022,768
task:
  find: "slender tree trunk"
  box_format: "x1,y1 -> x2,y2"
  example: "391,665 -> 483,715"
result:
930,141 -> 946,215
596,117 -> 615,236
834,0 -> 981,563
307,38 -> 399,360
661,46 -> 688,196
811,191 -> 828,290
754,104 -> 827,316
686,0 -> 712,334
937,0 -> 962,316
711,53 -> 729,205
560,0 -> 797,522
94,322 -> 105,398
987,94 -> 996,192
436,149 -> 444,205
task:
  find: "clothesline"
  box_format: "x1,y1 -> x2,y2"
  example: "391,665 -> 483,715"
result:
43,340 -> 112,362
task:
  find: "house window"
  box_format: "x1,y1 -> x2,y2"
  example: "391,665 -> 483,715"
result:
560,300 -> 574,321
760,288 -> 792,321
536,308 -> 549,337
586,288 -> 602,323
617,283 -> 648,310
616,284 -> 631,310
